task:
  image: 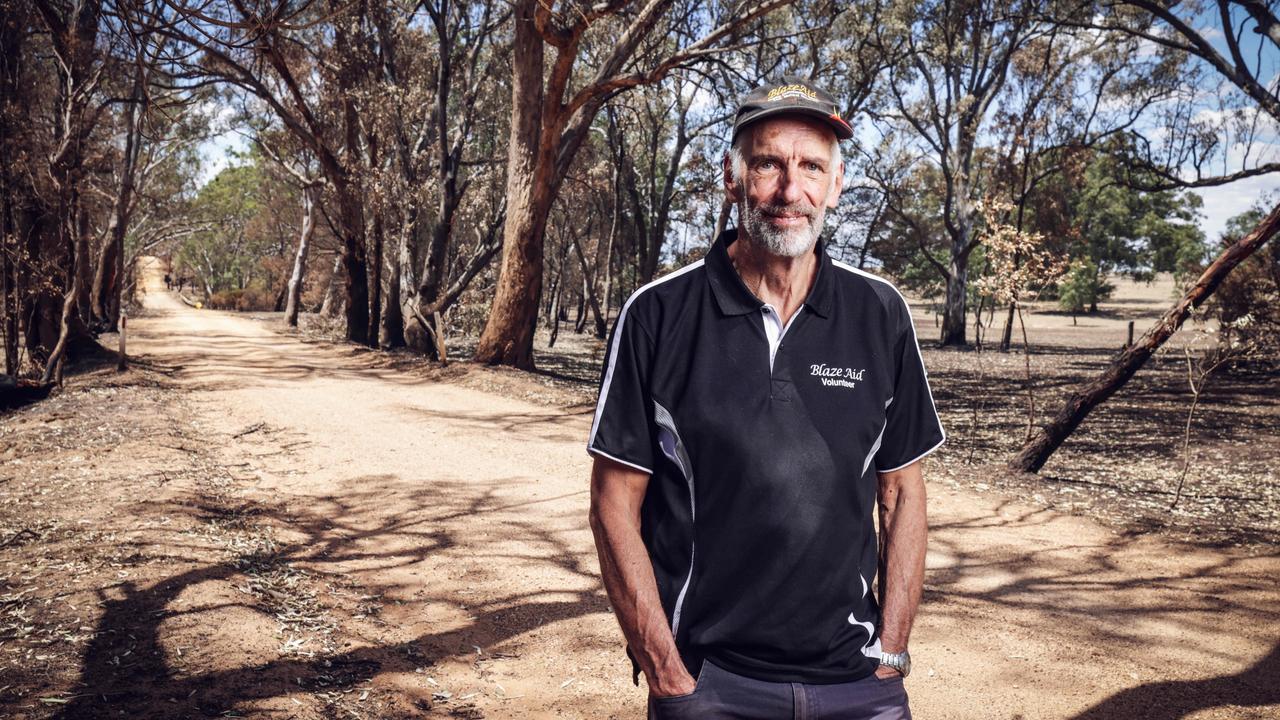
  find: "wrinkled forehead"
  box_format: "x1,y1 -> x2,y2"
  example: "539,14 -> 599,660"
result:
740,115 -> 838,157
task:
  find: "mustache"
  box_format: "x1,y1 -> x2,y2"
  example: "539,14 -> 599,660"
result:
752,201 -> 819,221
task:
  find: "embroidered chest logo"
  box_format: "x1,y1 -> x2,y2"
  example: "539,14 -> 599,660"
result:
809,363 -> 866,389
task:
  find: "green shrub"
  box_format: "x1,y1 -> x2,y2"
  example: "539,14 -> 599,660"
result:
1057,258 -> 1113,313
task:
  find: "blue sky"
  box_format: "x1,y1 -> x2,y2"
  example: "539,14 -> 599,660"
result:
197,122 -> 1276,244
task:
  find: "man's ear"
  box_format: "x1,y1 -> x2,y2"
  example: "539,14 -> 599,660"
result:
827,160 -> 845,209
723,153 -> 742,203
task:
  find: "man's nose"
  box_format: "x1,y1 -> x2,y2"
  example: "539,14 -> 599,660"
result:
776,167 -> 805,205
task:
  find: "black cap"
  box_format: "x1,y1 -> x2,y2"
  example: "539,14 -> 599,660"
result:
732,79 -> 853,143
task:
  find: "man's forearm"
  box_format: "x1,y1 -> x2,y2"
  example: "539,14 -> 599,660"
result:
876,461 -> 928,655
589,461 -> 695,696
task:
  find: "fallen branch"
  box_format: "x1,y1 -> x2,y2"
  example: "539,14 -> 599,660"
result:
0,528 -> 38,549
1010,200 -> 1280,472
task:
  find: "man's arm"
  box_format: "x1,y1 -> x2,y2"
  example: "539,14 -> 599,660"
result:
589,455 -> 696,697
875,459 -> 928,678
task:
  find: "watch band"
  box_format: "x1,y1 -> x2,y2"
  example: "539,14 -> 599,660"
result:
879,650 -> 911,677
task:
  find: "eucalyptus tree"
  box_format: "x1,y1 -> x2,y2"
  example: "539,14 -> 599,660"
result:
15,0 -> 192,379
377,0 -> 511,357
252,130 -> 323,327
1011,0 -> 1280,471
850,0 -> 1176,346
473,0 -> 804,369
27,0 -> 108,380
89,0 -> 208,332
158,0 -> 379,345
1,0 -> 36,376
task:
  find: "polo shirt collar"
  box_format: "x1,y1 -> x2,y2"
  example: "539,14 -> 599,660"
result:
706,228 -> 835,319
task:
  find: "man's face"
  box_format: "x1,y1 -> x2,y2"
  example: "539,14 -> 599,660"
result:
724,116 -> 844,258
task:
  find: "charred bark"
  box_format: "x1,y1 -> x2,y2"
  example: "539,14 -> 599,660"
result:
940,252 -> 970,346
335,185 -> 370,344
0,3 -> 22,376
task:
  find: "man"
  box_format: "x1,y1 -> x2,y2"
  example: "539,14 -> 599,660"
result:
588,79 -> 945,720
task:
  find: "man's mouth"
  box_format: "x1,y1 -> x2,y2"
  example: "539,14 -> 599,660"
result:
765,212 -> 809,225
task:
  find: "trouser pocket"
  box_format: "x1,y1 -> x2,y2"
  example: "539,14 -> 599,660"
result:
646,661 -> 710,720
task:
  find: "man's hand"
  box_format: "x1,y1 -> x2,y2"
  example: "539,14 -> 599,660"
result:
589,456 -> 692,697
874,664 -> 903,680
650,669 -> 697,698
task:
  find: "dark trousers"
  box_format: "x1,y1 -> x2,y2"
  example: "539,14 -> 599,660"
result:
648,660 -> 911,720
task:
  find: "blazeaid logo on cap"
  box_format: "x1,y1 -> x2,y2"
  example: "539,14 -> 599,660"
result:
767,84 -> 819,102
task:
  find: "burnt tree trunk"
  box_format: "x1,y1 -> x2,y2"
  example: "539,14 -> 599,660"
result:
0,6 -> 21,376
329,1 -> 371,345
547,271 -> 562,349
573,283 -> 585,333
1009,200 -> 1280,472
335,185 -> 370,344
1000,302 -> 1015,352
22,214 -> 61,366
32,0 -> 101,365
939,205 -> 974,347
381,222 -> 406,348
42,210 -> 93,384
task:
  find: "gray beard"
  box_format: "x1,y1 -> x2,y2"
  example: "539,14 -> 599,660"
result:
739,197 -> 826,258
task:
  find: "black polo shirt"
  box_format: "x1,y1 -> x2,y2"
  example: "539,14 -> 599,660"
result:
588,228 -> 945,684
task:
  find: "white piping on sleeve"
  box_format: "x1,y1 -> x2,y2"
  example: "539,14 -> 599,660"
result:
832,261 -> 948,462
586,446 -> 654,475
587,260 -> 706,458
876,435 -> 946,473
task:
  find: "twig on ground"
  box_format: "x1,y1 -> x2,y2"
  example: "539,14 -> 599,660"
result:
0,528 -> 37,549
233,422 -> 267,439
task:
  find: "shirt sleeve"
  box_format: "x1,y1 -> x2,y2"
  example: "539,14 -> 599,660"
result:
874,296 -> 945,472
587,304 -> 656,474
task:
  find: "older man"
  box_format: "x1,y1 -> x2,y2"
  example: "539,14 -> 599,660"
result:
588,79 -> 945,719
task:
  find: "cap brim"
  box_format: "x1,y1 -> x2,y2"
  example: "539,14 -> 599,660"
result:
734,106 -> 854,141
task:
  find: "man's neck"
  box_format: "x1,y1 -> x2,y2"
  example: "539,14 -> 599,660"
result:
727,232 -> 818,324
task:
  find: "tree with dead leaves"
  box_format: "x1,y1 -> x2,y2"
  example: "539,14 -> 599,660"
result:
1011,0 -> 1280,472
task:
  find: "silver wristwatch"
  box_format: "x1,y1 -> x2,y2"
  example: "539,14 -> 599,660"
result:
879,650 -> 911,677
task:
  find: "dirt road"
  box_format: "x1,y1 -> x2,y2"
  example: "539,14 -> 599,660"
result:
7,258 -> 1277,719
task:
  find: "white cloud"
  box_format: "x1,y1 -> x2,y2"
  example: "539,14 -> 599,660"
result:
196,130 -> 249,186
1193,171 -> 1280,241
